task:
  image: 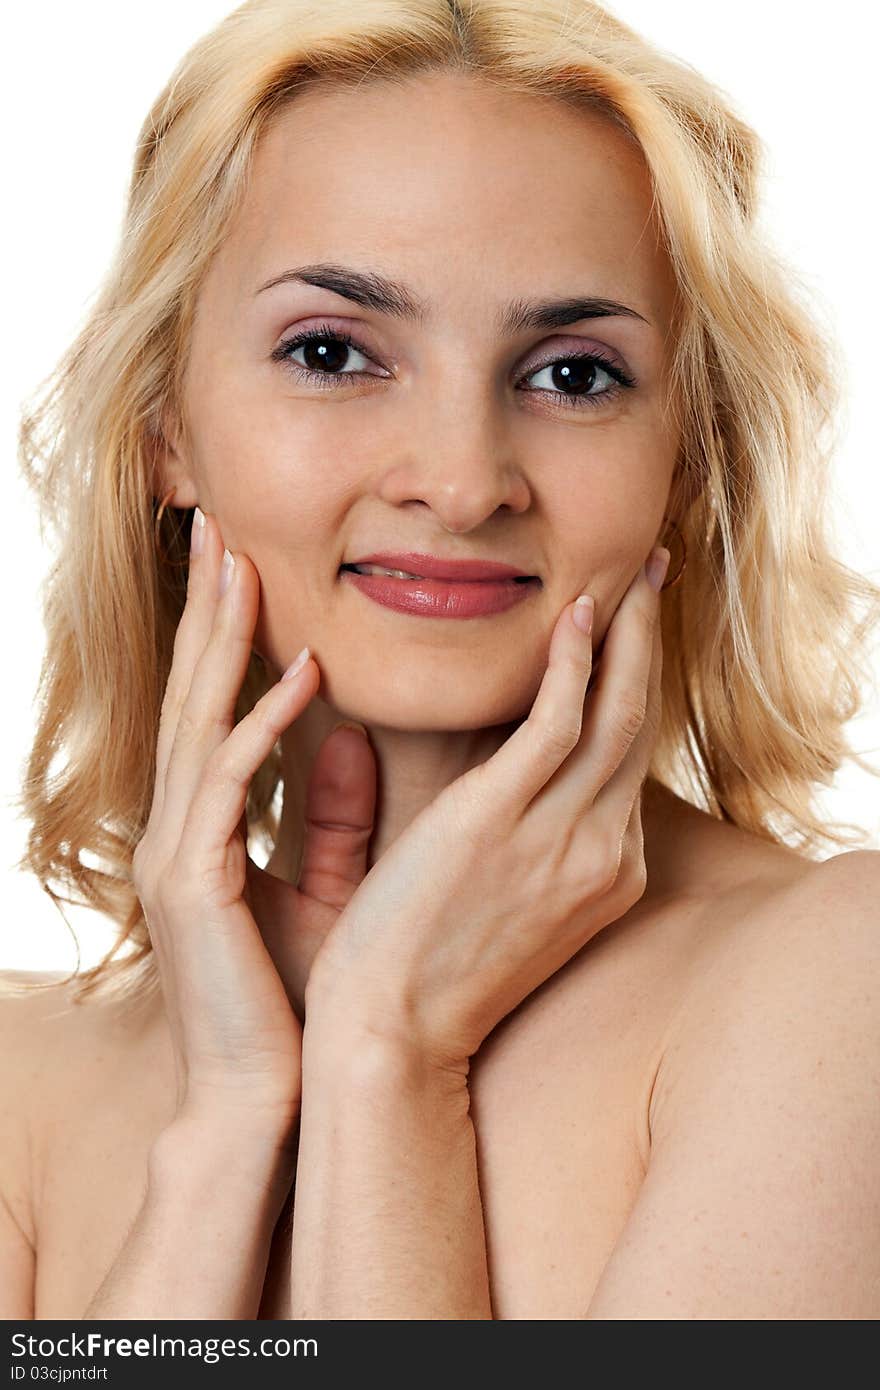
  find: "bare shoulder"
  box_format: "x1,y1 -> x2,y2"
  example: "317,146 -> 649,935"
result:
0,970 -> 121,1184
666,845 -> 879,1038
0,965 -> 175,1317
0,967 -> 153,1080
583,848 -> 880,1317
0,966 -> 170,1223
0,965 -> 169,1126
0,969 -> 82,1317
654,846 -> 880,1104
0,969 -> 81,1153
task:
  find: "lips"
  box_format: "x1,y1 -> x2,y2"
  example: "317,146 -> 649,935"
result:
339,566 -> 539,618
339,551 -> 537,582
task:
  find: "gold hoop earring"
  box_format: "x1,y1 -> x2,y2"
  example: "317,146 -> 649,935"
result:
658,519 -> 687,589
153,487 -> 191,569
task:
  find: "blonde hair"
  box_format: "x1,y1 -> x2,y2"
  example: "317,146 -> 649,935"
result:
13,0 -> 880,1006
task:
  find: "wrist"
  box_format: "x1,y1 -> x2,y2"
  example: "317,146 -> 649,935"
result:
175,1085 -> 301,1149
152,1109 -> 299,1210
301,996 -> 471,1097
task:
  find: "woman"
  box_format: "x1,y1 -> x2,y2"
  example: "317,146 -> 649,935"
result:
3,0 -> 879,1320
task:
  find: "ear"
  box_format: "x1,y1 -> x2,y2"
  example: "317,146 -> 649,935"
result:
146,402 -> 200,511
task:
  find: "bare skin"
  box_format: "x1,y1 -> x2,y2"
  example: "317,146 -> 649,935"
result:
3,71 -> 879,1318
3,787 -> 879,1317
0,795 -> 816,1319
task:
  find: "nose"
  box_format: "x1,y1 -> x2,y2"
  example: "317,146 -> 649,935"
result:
374,403 -> 532,534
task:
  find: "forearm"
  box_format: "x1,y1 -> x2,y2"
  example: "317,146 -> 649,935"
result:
290,1008 -> 492,1319
84,1115 -> 297,1320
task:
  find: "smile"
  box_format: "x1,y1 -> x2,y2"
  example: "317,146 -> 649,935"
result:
337,566 -> 542,619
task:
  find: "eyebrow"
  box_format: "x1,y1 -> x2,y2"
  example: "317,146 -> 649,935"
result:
254,262 -> 652,333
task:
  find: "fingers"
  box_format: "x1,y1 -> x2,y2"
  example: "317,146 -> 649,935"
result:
151,508 -> 221,823
159,525 -> 262,847
175,652 -> 319,893
154,507 -> 318,861
575,553 -> 666,800
593,589 -> 663,822
479,547 -> 667,823
297,724 -> 377,910
476,589 -> 595,813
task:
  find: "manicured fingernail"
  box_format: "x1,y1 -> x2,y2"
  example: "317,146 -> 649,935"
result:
281,645 -> 311,681
645,547 -> 670,592
218,548 -> 235,597
572,594 -> 594,635
333,720 -> 368,738
191,505 -> 206,557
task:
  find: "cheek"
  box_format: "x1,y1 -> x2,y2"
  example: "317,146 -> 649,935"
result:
558,423 -> 673,654
553,423 -> 671,570
189,375 -> 354,539
186,379 -> 355,662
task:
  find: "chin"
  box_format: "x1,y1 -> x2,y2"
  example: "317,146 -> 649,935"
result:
322,668 -> 537,733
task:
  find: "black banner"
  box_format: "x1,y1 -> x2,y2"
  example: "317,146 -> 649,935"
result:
3,1322 -> 563,1384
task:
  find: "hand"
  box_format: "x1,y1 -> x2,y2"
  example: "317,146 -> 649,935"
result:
306,548 -> 669,1073
134,508 -> 376,1135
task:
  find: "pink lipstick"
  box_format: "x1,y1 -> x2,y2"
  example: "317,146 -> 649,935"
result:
339,551 -> 540,619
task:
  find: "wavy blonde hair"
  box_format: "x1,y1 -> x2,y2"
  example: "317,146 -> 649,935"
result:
12,0 -> 880,1006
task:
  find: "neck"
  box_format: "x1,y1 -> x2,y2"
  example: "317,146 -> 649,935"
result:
267,693 -> 522,879
265,693 -> 680,894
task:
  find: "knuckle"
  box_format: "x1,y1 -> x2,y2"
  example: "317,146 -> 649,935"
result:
621,846 -> 648,901
616,809 -> 648,899
539,713 -> 582,761
615,691 -> 647,746
250,697 -> 282,742
174,706 -> 200,746
201,742 -> 232,790
132,840 -> 169,906
155,854 -> 198,913
209,709 -> 234,740
582,829 -> 621,896
131,841 -> 150,892
132,829 -> 156,874
203,737 -> 248,799
642,690 -> 662,742
183,703 -> 233,746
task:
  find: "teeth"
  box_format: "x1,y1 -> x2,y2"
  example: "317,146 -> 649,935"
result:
351,564 -> 422,579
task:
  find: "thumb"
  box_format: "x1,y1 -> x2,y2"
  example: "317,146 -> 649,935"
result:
298,722 -> 377,910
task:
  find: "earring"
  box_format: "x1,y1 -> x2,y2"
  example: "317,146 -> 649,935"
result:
658,519 -> 687,589
153,487 -> 191,569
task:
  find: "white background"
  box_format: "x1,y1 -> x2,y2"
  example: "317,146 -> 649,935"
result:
2,2 -> 878,973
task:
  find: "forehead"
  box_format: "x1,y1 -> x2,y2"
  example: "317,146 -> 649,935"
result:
213,69 -> 676,331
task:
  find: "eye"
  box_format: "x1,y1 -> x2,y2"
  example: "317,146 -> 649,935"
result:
271,323 -> 637,411
520,350 -> 637,411
271,322 -> 384,390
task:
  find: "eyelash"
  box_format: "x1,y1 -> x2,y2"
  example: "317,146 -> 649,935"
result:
270,321 -> 637,411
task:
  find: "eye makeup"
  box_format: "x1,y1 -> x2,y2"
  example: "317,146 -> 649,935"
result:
269,321 -> 638,413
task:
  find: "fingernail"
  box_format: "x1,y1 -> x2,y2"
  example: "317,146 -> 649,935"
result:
572,594 -> 594,635
333,720 -> 368,739
191,505 -> 206,557
281,645 -> 311,681
645,547 -> 670,593
218,548 -> 235,597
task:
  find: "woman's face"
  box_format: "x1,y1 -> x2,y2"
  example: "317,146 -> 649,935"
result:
176,70 -> 681,731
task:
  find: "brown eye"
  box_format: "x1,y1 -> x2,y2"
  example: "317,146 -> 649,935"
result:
271,324 -> 384,388
519,351 -> 637,411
